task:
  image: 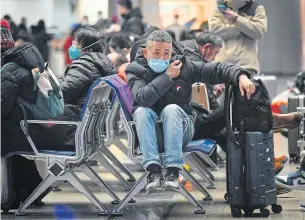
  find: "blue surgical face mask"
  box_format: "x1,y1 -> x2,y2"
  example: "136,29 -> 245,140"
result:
148,58 -> 170,74
68,39 -> 102,61
68,45 -> 82,60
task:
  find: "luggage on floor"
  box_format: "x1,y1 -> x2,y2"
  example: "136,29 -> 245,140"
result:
254,75 -> 277,99
1,156 -> 44,213
1,157 -> 16,213
224,84 -> 282,218
288,94 -> 305,163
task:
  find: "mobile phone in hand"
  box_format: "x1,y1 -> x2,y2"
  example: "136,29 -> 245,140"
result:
177,52 -> 187,65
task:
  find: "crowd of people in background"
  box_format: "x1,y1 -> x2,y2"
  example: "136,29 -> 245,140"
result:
1,0 -> 305,212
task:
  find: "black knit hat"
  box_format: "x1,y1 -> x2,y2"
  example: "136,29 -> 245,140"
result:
117,0 -> 132,10
1,20 -> 14,51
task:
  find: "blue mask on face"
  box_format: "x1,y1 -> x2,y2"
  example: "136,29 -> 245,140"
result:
68,45 -> 81,60
148,58 -> 170,74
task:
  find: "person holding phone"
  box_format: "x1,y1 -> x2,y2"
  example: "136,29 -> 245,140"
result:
209,0 -> 267,77
126,30 -> 256,192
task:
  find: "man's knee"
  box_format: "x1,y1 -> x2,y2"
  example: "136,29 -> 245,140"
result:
162,104 -> 182,117
133,107 -> 157,121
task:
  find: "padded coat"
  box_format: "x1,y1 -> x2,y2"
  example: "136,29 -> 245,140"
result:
60,52 -> 115,105
126,48 -> 244,116
1,42 -> 44,155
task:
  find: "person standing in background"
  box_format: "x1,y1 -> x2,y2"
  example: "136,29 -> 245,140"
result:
116,0 -> 145,36
209,0 -> 267,77
94,11 -> 109,33
3,15 -> 18,40
166,15 -> 185,42
32,20 -> 52,62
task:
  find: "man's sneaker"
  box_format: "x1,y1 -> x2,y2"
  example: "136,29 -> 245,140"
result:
275,168 -> 305,190
163,168 -> 180,191
273,112 -> 302,133
300,204 -> 305,212
275,155 -> 289,165
146,172 -> 162,193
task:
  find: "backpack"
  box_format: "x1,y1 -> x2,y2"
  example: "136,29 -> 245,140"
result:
224,79 -> 273,146
1,62 -> 64,122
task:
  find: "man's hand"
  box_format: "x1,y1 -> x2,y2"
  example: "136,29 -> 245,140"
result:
213,84 -> 225,97
167,60 -> 182,79
223,9 -> 238,23
239,75 -> 256,99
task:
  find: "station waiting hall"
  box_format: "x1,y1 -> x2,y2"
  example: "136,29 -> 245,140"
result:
1,0 -> 305,219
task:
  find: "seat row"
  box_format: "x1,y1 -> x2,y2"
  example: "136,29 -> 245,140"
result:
8,75 -> 220,216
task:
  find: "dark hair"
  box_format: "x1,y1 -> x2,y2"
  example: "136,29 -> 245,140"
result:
74,27 -> 103,52
37,20 -> 45,31
117,0 -> 132,10
195,31 -> 223,48
109,32 -> 132,52
3,15 -> 11,21
16,30 -> 32,42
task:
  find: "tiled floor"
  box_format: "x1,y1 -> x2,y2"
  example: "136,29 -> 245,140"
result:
2,134 -> 305,220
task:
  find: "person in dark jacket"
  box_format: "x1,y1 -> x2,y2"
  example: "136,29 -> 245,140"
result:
32,20 -> 52,62
60,27 -> 115,106
117,0 -> 145,36
126,30 -> 256,192
177,31 -> 224,111
1,21 -> 45,207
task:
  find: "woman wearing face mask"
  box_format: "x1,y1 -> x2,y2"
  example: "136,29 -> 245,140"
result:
54,28 -> 115,149
60,27 -> 115,106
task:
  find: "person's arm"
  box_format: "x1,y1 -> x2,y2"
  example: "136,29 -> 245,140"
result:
126,69 -> 174,107
190,59 -> 245,86
209,10 -> 242,40
235,5 -> 267,39
60,65 -> 91,104
1,73 -> 19,117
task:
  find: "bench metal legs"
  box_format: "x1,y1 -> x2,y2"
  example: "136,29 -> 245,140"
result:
78,162 -> 120,204
112,170 -> 206,215
112,172 -> 148,215
181,168 -> 213,201
185,155 -> 217,189
16,170 -> 109,216
101,146 -> 136,182
192,153 -> 216,181
96,153 -> 131,190
195,153 -> 219,171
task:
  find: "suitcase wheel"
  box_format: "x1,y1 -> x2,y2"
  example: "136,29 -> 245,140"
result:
260,208 -> 270,217
224,193 -> 228,203
271,204 -> 283,214
231,208 -> 242,218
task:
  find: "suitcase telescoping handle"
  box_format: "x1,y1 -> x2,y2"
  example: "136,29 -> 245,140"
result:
224,85 -> 244,147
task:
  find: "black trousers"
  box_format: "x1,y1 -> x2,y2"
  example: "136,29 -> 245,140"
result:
192,102 -> 227,153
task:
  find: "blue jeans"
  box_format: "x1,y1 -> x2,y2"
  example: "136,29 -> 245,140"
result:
133,104 -> 195,170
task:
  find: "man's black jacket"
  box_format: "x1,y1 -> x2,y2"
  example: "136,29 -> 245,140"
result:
126,48 -> 243,116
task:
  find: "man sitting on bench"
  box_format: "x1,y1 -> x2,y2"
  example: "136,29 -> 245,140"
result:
125,30 -> 256,192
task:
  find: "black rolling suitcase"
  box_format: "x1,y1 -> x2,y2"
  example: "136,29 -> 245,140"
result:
224,81 -> 282,218
1,157 -> 17,213
288,94 -> 305,163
